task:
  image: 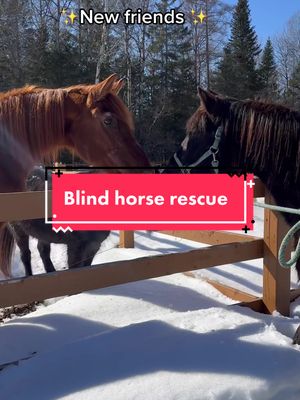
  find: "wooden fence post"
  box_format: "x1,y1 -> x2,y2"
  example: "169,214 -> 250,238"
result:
119,231 -> 135,248
263,191 -> 291,316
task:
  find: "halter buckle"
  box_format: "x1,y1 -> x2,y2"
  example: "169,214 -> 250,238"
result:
212,152 -> 219,168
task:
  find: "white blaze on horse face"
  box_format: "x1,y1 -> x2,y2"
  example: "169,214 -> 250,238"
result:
181,136 -> 190,151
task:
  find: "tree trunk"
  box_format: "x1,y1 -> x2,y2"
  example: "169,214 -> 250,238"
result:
95,0 -> 108,83
124,22 -> 132,108
205,0 -> 210,89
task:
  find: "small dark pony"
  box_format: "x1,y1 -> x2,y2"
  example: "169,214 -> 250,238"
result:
1,168 -> 110,276
166,88 -> 300,274
0,74 -> 150,276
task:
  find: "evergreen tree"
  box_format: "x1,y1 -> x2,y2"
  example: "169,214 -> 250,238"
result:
258,38 -> 278,99
25,22 -> 51,86
0,0 -> 31,90
213,0 -> 261,99
143,0 -> 196,162
212,45 -> 235,96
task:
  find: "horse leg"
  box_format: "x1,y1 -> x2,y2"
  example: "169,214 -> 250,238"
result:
67,242 -> 92,269
37,241 -> 56,273
81,241 -> 101,268
13,226 -> 33,277
67,243 -> 82,269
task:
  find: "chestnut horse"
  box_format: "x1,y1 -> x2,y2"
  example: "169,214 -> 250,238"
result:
0,74 -> 150,276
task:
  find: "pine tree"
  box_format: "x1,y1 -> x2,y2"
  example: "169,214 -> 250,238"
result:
0,0 -> 31,90
258,38 -> 278,100
141,0 -> 196,161
213,0 -> 261,99
212,45 -> 235,95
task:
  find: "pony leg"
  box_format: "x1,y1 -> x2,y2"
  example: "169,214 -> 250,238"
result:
73,232 -> 109,268
37,241 -> 56,273
80,241 -> 101,268
67,242 -> 91,269
67,245 -> 82,269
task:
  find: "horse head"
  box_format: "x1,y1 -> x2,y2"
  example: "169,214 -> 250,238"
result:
164,88 -> 232,173
63,74 -> 150,172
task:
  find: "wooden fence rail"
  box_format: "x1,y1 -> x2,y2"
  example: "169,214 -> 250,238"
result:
0,177 -> 295,317
0,239 -> 263,307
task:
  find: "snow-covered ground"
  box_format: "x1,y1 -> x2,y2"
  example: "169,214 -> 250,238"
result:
0,205 -> 300,400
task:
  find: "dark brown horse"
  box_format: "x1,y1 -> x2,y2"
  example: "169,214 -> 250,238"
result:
168,89 -> 299,208
3,167 -> 110,276
0,74 -> 150,276
166,88 -> 300,271
166,88 -> 300,343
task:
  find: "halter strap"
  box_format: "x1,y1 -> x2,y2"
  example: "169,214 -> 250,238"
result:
173,126 -> 223,174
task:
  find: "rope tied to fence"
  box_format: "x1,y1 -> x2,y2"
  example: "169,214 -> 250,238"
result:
254,201 -> 300,268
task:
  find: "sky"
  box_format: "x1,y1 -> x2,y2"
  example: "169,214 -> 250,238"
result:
224,0 -> 300,44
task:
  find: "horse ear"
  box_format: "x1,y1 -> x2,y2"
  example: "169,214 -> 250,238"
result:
198,87 -> 232,119
87,74 -> 119,107
112,78 -> 126,95
198,87 -> 222,116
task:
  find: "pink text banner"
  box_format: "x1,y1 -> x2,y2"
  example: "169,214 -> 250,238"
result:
50,173 -> 254,232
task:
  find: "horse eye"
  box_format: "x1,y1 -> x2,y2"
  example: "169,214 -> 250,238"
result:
104,117 -> 113,126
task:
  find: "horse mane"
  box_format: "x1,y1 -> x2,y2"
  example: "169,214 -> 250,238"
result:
227,100 -> 300,183
0,85 -> 65,163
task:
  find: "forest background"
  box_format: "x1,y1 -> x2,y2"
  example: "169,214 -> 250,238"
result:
0,0 -> 299,163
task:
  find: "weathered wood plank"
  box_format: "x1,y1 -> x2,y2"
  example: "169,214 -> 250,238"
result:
238,288 -> 300,315
0,239 -> 263,307
119,231 -> 135,248
238,299 -> 269,314
0,191 -> 52,222
159,230 -> 259,245
204,279 -> 259,303
263,191 -> 291,316
183,272 -> 258,303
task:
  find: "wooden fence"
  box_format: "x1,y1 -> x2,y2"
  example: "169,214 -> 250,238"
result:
0,178 -> 298,316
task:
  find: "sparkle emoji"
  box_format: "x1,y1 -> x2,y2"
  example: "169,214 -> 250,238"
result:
191,7 -> 207,25
63,9 -> 78,25
198,9 -> 206,24
69,11 -> 77,24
